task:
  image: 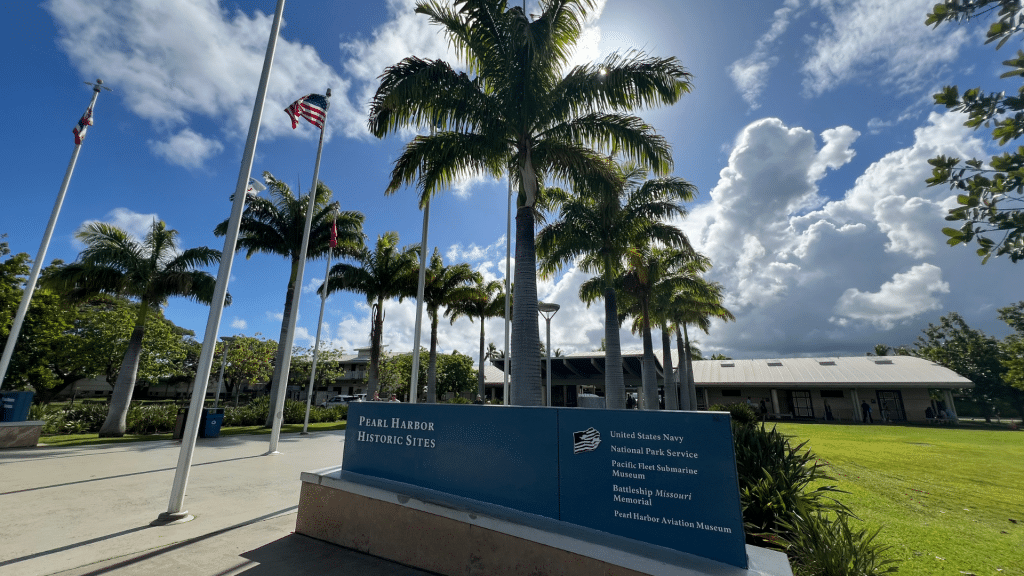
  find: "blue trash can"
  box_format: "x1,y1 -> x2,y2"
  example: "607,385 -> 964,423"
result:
0,391 -> 34,422
199,407 -> 224,438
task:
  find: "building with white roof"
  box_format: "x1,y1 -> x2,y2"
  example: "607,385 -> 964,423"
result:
491,353 -> 972,423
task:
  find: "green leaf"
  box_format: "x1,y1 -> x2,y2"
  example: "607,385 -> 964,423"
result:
941,227 -> 963,238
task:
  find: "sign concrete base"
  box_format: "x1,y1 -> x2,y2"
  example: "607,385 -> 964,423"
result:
296,467 -> 792,576
0,421 -> 44,448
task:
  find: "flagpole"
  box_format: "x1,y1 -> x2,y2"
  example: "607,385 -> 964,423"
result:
268,87 -> 331,454
0,80 -> 107,391
408,201 -> 428,403
301,246 -> 331,434
160,0 -> 285,523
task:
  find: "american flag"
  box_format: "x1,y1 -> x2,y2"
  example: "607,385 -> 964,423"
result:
285,93 -> 329,129
329,216 -> 338,248
573,427 -> 601,454
73,107 -> 93,145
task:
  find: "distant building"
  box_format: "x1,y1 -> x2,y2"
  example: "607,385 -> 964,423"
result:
491,352 -> 972,423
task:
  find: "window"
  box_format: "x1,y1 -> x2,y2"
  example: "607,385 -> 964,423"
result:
767,361 -> 783,366
820,390 -> 844,398
721,389 -> 741,397
721,362 -> 735,367
873,359 -> 893,365
818,361 -> 836,366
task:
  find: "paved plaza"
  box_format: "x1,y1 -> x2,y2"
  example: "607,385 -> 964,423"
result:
0,430 -> 434,576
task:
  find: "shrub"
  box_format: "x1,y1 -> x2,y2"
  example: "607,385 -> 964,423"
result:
41,403 -> 108,435
780,512 -> 899,576
710,402 -> 759,426
732,423 -> 846,547
222,397 -> 347,427
223,396 -> 269,427
125,403 -> 177,435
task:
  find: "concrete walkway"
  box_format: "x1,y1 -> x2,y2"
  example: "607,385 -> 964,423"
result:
0,430 -> 435,576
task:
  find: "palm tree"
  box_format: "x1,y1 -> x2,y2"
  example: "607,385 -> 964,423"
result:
647,255 -> 707,409
486,342 -> 500,360
323,232 -> 419,400
420,249 -> 479,402
214,173 -> 364,426
616,246 -> 702,410
43,221 -> 221,436
368,0 -> 692,405
446,277 -> 505,400
539,161 -> 695,409
668,277 -> 734,410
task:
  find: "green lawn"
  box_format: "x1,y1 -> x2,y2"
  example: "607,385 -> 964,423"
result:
774,422 -> 1023,576
38,421 -> 347,447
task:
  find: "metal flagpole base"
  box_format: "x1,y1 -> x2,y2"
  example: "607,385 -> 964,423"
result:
152,511 -> 194,525
264,450 -> 281,456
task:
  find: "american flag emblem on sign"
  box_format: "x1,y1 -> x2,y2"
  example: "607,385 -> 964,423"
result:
285,93 -> 329,129
573,427 -> 601,454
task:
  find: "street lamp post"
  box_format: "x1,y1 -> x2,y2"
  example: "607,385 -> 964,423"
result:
538,301 -> 559,407
213,336 -> 235,409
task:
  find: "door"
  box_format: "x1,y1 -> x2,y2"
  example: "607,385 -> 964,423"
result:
789,390 -> 814,419
875,390 -> 906,422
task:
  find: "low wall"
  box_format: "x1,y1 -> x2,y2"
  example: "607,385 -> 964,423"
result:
296,467 -> 793,576
0,421 -> 44,448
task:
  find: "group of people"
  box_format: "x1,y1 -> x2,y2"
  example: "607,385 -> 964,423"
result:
370,392 -> 401,403
924,406 -> 954,420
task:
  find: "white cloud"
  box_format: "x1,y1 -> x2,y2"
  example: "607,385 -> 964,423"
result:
46,0 -> 364,161
801,0 -> 970,96
230,317 -> 248,330
148,128 -> 224,169
832,264 -> 949,329
292,326 -> 315,346
447,236 -> 507,264
267,311 -> 284,322
678,112 -> 1000,357
867,118 -> 893,134
728,0 -> 800,108
303,276 -> 324,294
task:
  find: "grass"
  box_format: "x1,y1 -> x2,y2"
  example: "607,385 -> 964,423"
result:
773,422 -> 1023,576
38,421 -> 347,447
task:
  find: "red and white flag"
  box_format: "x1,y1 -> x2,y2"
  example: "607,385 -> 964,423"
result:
73,107 -> 93,145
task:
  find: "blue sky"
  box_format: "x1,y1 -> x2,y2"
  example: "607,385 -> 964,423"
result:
1,0 -> 1018,361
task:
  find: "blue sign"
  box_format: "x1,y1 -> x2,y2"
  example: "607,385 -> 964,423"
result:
557,409 -> 745,567
343,403 -> 746,568
343,403 -> 560,517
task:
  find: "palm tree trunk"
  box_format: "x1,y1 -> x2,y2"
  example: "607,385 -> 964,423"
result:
99,303 -> 150,437
265,280 -> 296,427
426,310 -> 438,403
367,300 -> 384,400
661,326 -> 678,410
477,314 -> 486,400
510,205 -> 541,406
683,324 -> 698,409
603,284 -> 626,409
640,311 -> 658,410
675,326 -> 691,410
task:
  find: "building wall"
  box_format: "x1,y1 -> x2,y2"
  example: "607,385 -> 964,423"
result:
701,385 -> 946,424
